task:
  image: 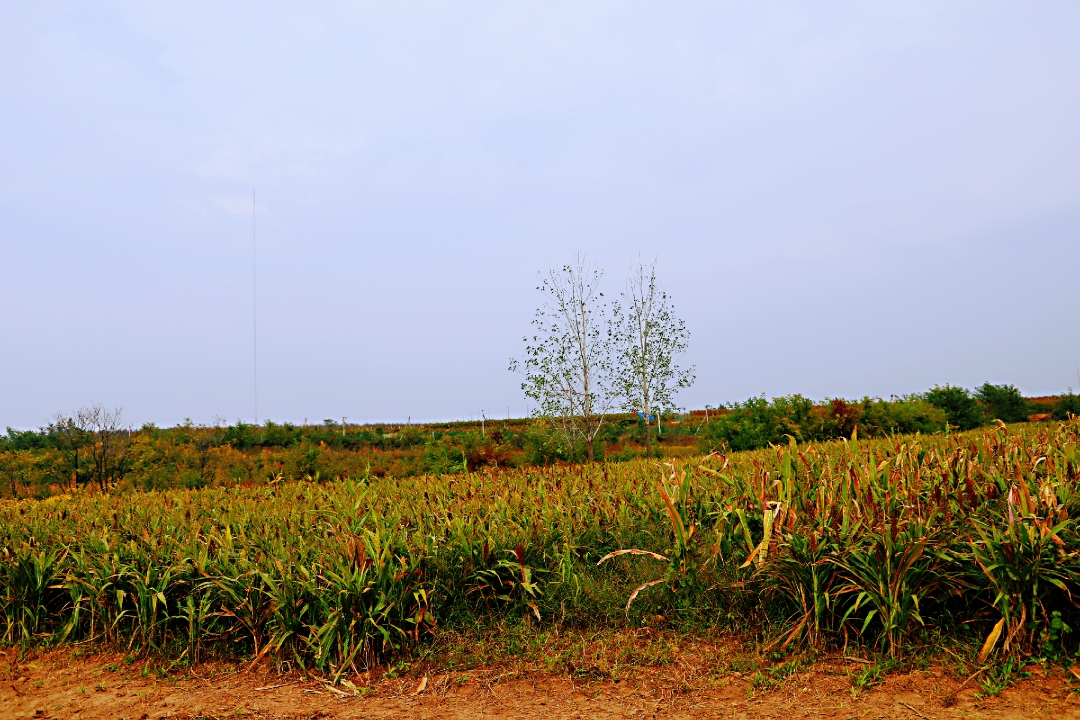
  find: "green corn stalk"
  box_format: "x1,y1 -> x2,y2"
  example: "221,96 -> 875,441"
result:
1,545 -> 67,643
837,521 -> 954,658
766,530 -> 843,648
966,485 -> 1079,656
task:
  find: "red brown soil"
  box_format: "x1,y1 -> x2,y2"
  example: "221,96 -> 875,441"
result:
2,646 -> 1076,720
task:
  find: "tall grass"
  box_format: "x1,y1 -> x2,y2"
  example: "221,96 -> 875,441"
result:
2,420 -> 1079,671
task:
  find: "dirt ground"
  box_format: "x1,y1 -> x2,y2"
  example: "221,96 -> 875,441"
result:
2,646 -> 1077,720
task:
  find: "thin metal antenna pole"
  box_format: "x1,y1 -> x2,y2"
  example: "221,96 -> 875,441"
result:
253,189 -> 258,425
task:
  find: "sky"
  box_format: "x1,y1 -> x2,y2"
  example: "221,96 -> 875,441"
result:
2,2 -> 1079,429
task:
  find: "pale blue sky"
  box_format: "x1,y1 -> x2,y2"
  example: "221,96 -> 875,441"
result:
2,2 -> 1079,428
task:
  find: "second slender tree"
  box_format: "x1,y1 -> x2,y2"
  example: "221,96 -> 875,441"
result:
613,258 -> 694,457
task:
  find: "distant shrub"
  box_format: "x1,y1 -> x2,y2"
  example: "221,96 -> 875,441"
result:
3,428 -> 53,451
1054,389 -> 1080,421
974,382 -> 1031,423
857,398 -> 947,436
922,385 -> 983,430
766,394 -> 819,442
521,422 -> 574,465
423,438 -> 466,475
697,395 -> 950,453
397,426 -> 428,449
260,421 -> 301,448
697,396 -> 776,452
223,422 -> 259,449
824,398 -> 860,439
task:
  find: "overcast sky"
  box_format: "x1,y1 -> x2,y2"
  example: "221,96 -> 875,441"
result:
2,2 -> 1079,429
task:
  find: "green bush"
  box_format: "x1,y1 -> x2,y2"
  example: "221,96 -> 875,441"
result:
923,385 -> 983,431
521,422 -> 573,465
423,438 -> 466,475
697,396 -> 775,452
766,395 -> 820,442
1054,390 -> 1080,421
697,395 -> 950,453
975,383 -> 1031,423
857,398 -> 947,436
696,395 -> 828,452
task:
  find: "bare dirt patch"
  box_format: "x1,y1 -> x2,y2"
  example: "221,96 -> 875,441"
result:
2,646 -> 1076,720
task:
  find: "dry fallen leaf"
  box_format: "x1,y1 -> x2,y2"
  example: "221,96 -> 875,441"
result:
977,617 -> 1005,664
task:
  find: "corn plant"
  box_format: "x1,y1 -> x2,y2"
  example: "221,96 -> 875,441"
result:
966,480 -> 1080,656
1,544 -> 67,643
836,522 -> 954,658
596,462 -> 704,616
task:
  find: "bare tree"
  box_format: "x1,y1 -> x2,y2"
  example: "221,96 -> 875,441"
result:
51,405 -> 129,491
510,255 -> 616,462
613,258 -> 695,457
86,405 -> 129,491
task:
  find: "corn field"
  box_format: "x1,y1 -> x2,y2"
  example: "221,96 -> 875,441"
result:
2,420 -> 1079,675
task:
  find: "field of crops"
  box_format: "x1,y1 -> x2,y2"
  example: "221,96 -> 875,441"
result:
2,420 -> 1079,680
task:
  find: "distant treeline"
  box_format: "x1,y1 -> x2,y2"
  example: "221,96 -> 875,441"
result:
1,383 -> 1077,497
697,383 -> 1078,452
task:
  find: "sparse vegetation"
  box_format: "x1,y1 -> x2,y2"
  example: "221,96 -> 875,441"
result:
0,384 -> 1075,498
